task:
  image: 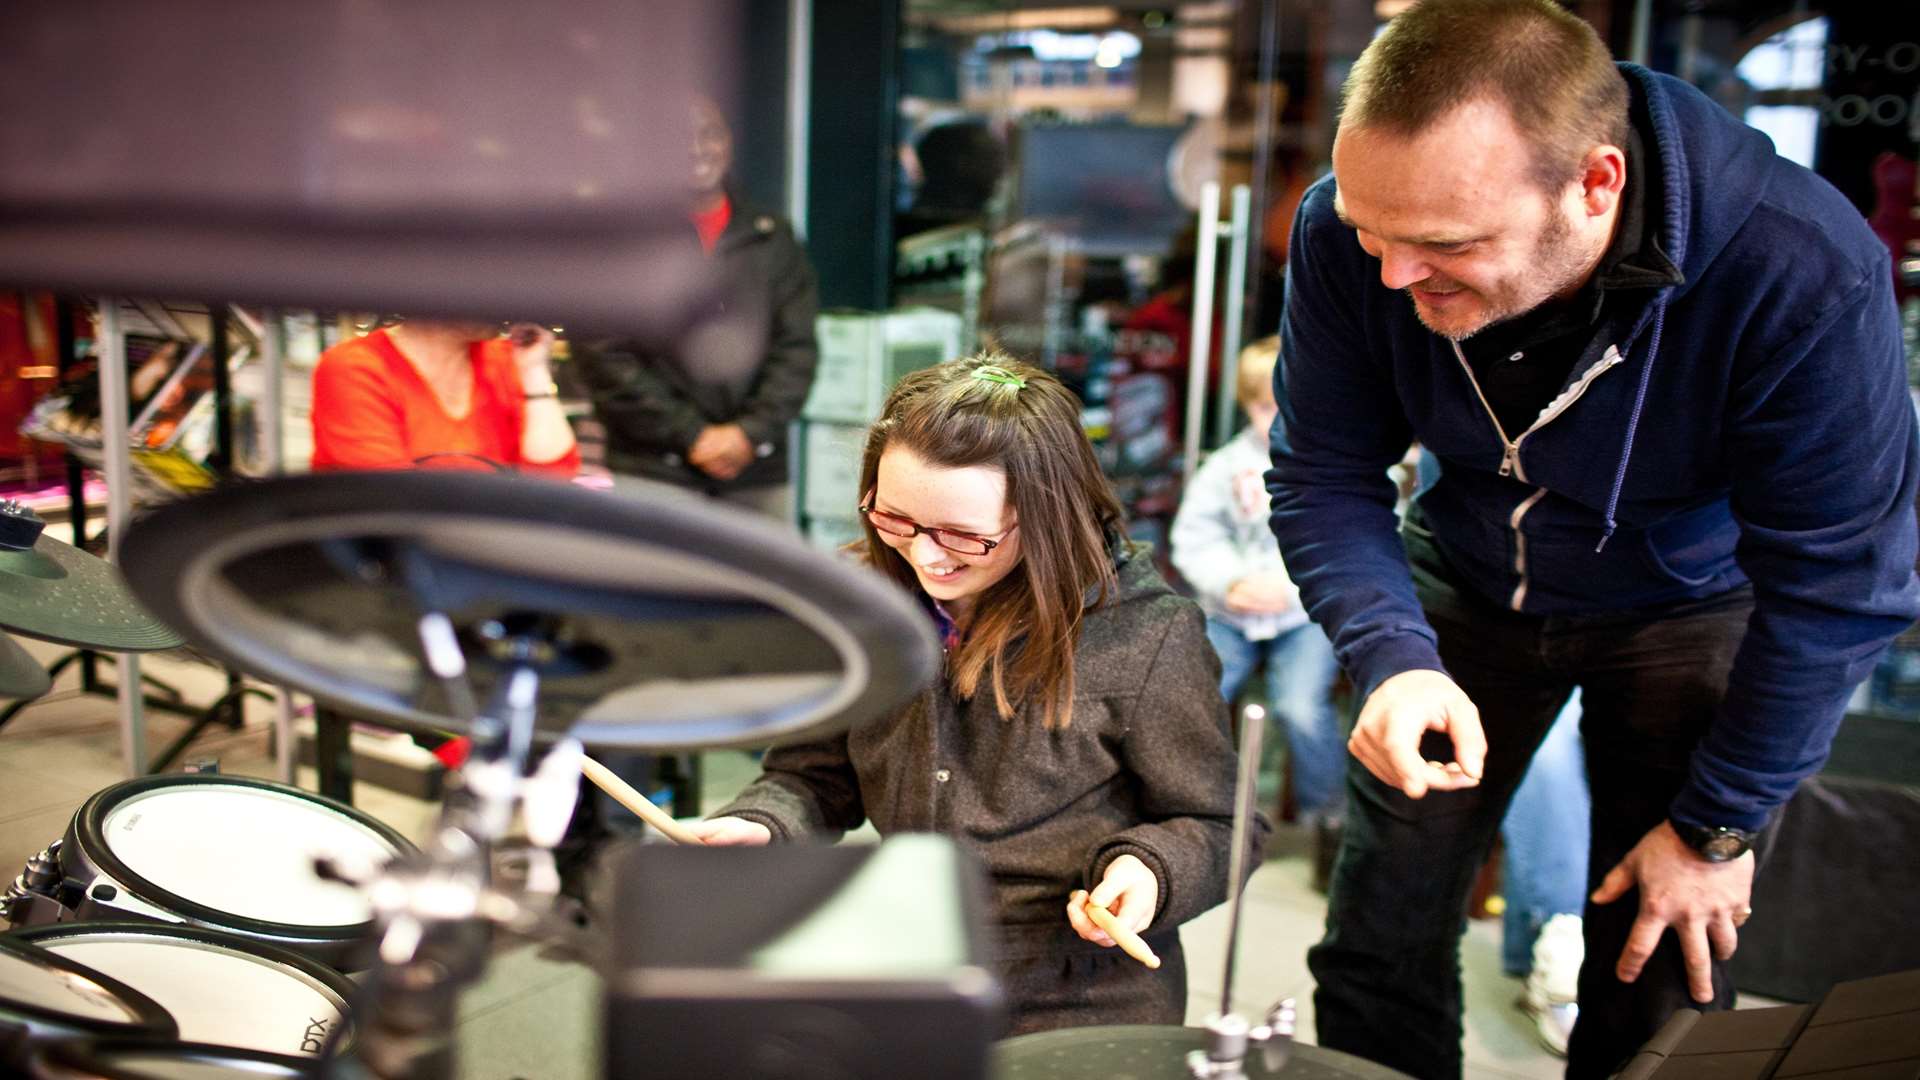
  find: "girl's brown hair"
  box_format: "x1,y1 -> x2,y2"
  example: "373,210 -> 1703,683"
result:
858,354 -> 1124,728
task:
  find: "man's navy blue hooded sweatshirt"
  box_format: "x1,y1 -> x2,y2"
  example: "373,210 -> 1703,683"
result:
1268,64 -> 1920,834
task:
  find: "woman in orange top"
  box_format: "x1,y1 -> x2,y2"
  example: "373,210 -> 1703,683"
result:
310,319 -> 579,474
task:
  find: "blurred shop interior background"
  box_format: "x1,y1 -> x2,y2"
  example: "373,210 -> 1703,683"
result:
0,1 -> 1914,1074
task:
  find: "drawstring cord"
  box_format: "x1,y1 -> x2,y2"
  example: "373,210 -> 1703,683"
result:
1595,307 -> 1666,553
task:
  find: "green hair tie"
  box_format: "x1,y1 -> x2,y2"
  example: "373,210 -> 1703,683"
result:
971,365 -> 1026,389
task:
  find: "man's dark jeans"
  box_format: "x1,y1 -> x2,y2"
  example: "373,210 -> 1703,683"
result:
1307,523 -> 1757,1080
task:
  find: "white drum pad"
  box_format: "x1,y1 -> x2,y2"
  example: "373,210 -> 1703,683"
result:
38,931 -> 348,1056
102,784 -> 399,926
0,946 -> 147,1025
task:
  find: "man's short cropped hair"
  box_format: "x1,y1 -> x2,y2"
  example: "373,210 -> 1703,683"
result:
1340,0 -> 1629,193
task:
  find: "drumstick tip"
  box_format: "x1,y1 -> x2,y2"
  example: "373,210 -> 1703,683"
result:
1083,899 -> 1160,970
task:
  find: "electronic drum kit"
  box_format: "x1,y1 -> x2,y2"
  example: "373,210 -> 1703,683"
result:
0,472 -> 1408,1080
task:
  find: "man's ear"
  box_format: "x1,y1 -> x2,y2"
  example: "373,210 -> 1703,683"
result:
1578,143 -> 1628,218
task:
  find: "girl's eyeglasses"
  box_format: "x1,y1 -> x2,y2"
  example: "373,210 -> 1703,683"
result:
858,492 -> 1016,556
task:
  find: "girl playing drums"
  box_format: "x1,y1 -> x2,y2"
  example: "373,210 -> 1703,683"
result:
690,355 -> 1265,1034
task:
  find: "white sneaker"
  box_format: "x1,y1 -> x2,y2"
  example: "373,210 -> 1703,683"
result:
1521,913 -> 1584,1057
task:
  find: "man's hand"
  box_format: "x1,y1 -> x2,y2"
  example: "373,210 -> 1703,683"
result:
1349,669 -> 1485,798
1064,854 -> 1158,947
1224,573 -> 1295,615
687,423 -> 755,480
682,816 -> 773,846
1591,820 -> 1754,1003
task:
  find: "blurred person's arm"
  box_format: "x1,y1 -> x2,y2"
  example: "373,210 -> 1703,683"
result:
1226,574 -> 1296,615
1169,447 -> 1248,612
506,325 -> 579,472
1170,442 -> 1294,615
309,347 -> 412,470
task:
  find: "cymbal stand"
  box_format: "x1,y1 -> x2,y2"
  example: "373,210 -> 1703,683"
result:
1187,704 -> 1295,1080
323,610 -> 586,1080
138,302 -> 274,771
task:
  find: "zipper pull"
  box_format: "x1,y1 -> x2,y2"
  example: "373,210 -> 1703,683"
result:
1499,443 -> 1518,478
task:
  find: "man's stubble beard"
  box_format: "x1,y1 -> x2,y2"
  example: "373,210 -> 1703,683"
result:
1417,204 -> 1593,342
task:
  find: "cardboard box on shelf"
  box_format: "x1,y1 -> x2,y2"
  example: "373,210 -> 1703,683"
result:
800,421 -> 868,523
802,309 -> 963,425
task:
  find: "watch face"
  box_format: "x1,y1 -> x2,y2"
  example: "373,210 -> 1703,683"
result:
1674,821 -> 1752,861
1704,834 -> 1751,857
1702,832 -> 1748,861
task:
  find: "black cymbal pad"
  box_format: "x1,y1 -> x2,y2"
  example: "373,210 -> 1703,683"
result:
120,471 -> 940,750
0,525 -> 183,653
0,633 -> 53,699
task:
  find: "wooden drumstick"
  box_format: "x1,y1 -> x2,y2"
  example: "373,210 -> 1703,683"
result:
579,755 -> 702,846
1084,899 -> 1161,970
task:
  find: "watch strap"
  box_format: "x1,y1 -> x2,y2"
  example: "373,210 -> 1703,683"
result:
1671,819 -> 1755,862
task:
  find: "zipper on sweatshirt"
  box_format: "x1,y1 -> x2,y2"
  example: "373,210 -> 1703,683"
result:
1507,488 -> 1550,609
1447,341 -> 1628,610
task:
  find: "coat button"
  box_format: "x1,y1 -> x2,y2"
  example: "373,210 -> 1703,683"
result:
934,768 -> 951,783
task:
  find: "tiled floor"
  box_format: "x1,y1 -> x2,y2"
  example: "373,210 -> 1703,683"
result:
0,640 -> 1578,1079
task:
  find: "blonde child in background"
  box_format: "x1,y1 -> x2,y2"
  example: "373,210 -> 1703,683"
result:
1171,337 -> 1345,868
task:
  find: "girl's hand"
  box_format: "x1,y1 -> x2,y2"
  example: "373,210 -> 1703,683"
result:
1064,854 -> 1159,946
683,816 -> 773,846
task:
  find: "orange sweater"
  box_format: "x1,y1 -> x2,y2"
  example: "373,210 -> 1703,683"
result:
309,329 -> 579,475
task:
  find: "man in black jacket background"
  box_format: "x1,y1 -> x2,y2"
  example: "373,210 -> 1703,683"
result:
577,95 -> 819,518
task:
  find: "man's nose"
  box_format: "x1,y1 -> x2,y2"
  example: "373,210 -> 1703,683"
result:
1376,244 -> 1432,291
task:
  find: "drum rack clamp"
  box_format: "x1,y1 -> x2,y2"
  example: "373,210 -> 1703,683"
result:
1,840 -> 64,927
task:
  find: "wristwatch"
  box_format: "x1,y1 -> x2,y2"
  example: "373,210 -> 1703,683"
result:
1670,820 -> 1756,862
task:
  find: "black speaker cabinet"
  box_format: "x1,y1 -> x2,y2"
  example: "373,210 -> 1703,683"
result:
603,836 -> 1003,1080
1738,713 -> 1920,1003
1619,968 -> 1920,1079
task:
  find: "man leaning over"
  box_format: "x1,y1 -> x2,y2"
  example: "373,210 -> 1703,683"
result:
1267,1 -> 1920,1077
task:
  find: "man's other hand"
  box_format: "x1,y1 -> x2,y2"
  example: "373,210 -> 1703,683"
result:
1592,820 -> 1754,1003
1350,669 -> 1486,798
